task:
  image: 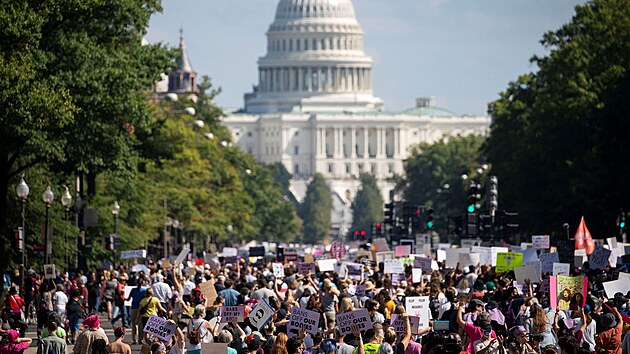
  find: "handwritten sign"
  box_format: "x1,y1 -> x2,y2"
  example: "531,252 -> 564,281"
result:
405,296 -> 430,328
355,284 -> 366,297
384,259 -> 404,274
589,247 -> 612,270
395,245 -> 411,258
336,309 -> 371,335
539,253 -> 559,274
412,269 -> 423,283
219,306 -> 244,323
297,262 -> 316,275
376,251 -> 395,265
199,281 -> 218,305
514,261 -> 541,283
532,235 -> 550,250
288,307 -> 320,336
120,250 -> 147,259
553,263 -> 570,276
143,315 -> 177,342
496,252 -> 523,273
247,299 -> 275,330
272,262 -> 285,277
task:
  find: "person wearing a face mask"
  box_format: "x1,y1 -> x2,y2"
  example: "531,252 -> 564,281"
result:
473,322 -> 500,354
510,326 -> 537,354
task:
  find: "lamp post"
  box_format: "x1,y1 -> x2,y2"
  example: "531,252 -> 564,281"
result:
16,176 -> 29,287
42,184 -> 54,264
74,192 -> 83,269
61,186 -> 72,269
227,224 -> 233,245
112,201 -> 120,267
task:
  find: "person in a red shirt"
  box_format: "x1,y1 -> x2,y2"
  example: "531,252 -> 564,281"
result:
596,307 -> 623,354
4,287 -> 26,337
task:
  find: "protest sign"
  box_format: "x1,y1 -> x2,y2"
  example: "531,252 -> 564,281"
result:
336,309 -> 371,335
132,264 -> 149,273
391,314 -> 420,334
607,237 -> 618,250
539,253 -> 559,274
373,238 -> 390,252
458,253 -> 480,267
219,306 -> 244,323
405,296 -> 431,328
461,239 -> 482,248
609,248 -> 622,268
437,249 -> 446,263
445,248 -> 469,268
376,251 -> 395,265
412,269 -> 422,283
249,246 -> 265,257
532,235 -> 550,250
174,247 -> 190,265
603,278 -> 630,298
618,272 -> 630,280
413,257 -> 433,272
199,281 -> 218,305
120,250 -> 147,259
495,252 -> 523,273
143,315 -> 177,342
516,248 -> 538,263
355,284 -> 367,297
395,245 -> 411,258
589,247 -> 612,270
272,263 -> 285,277
554,275 -> 587,310
473,247 -> 492,266
346,263 -> 363,279
540,278 -> 550,293
384,259 -> 404,274
304,254 -> 315,264
200,344 -> 228,353
247,299 -> 275,330
222,247 -> 238,257
123,286 -> 136,307
557,240 -> 575,264
553,263 -> 570,276
288,307 -> 320,336
317,259 -> 337,272
514,261 -> 541,283
297,262 -> 316,275
44,264 -> 56,279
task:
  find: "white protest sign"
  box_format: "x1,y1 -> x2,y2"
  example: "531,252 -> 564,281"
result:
437,249 -> 446,263
607,237 -> 618,250
391,314 -> 420,334
143,315 -> 177,342
123,286 -> 135,307
346,263 -> 363,280
288,307 -> 320,336
461,239 -> 482,248
219,306 -> 244,323
618,272 -> 630,280
516,248 -> 538,263
297,262 -> 316,275
539,253 -> 559,274
609,248 -> 622,267
552,263 -> 570,276
413,257 -> 433,272
405,296 -> 431,328
589,247 -> 612,270
222,247 -> 238,257
384,259 -> 404,274
317,259 -> 336,272
473,246 -> 492,266
491,247 -> 509,266
376,251 -> 395,265
348,284 -> 356,295
603,278 -> 630,298
532,235 -> 550,250
247,299 -> 275,330
120,250 -> 147,259
445,248 -> 469,268
336,309 -> 371,335
355,284 -> 366,297
272,263 -> 285,277
174,247 -> 190,265
514,261 -> 541,283
132,264 -> 149,273
458,253 -> 480,267
412,269 -> 423,283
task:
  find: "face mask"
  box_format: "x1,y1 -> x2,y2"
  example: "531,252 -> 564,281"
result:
483,330 -> 492,337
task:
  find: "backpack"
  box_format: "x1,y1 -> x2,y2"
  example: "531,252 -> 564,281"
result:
188,321 -> 204,345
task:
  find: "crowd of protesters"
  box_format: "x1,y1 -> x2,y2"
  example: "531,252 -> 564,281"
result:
1,244 -> 630,354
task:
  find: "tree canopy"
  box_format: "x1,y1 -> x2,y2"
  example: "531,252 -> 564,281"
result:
351,174 -> 384,236
301,173 -> 332,243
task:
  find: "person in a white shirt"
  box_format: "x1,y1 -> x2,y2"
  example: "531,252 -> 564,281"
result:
151,274 -> 172,308
52,285 -> 68,322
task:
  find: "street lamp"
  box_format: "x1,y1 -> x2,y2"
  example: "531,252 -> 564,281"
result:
227,224 -> 233,243
16,176 -> 29,287
42,184 -> 54,264
61,186 -> 72,269
111,201 -> 120,267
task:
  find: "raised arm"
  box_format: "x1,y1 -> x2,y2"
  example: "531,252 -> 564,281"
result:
456,302 -> 466,328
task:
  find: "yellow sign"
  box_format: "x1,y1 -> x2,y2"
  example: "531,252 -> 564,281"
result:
495,252 -> 523,273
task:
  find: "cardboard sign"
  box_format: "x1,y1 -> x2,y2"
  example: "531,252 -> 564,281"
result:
514,261 -> 541,283
384,259 -> 404,274
602,278 -> 630,298
272,263 -> 285,277
317,259 -> 336,272
199,281 -> 218,305
219,306 -> 244,323
336,309 -> 371,335
532,235 -> 550,250
297,262 -> 316,275
413,257 -> 433,272
458,253 -> 480,267
375,251 -> 395,265
355,284 -> 366,297
120,250 -> 147,259
143,315 -> 177,342
395,245 -> 411,258
44,264 -> 56,279
391,314 -> 420,334
589,247 -> 612,270
539,253 -> 560,274
288,307 -> 320,336
405,296 -> 430,328
247,299 -> 275,330
553,263 -> 570,276
495,252 -> 523,273
346,263 -> 363,279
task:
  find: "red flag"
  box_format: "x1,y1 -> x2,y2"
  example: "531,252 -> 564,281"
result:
574,216 -> 595,255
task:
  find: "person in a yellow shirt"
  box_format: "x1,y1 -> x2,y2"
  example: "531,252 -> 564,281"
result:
136,288 -> 168,344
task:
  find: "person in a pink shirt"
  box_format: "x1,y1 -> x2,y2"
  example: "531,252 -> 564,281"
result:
0,329 -> 32,354
456,301 -> 496,354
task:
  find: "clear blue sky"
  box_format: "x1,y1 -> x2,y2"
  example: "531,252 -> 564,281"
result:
146,0 -> 584,116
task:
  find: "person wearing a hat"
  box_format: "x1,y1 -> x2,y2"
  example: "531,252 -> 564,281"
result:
0,329 -> 31,354
241,331 -> 266,354
73,315 -> 109,354
472,321 -> 500,354
457,299 -> 497,354
595,306 -> 623,354
463,299 -> 485,324
510,326 -> 536,354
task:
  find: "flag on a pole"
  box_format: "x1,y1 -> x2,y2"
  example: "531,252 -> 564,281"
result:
574,216 -> 595,255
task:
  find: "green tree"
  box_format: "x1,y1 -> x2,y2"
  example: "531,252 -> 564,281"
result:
398,135 -> 486,235
351,174 -> 384,236
485,0 -> 630,235
301,173 -> 332,244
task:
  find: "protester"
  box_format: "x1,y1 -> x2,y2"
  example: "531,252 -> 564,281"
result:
0,329 -> 32,354
37,321 -> 67,354
105,326 -> 131,354
73,315 -> 109,354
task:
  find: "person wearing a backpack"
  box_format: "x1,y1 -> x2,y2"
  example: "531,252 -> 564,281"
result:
37,320 -> 67,354
187,305 -> 213,354
137,288 -> 168,345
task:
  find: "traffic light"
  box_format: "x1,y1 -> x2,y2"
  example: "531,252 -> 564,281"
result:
617,209 -> 626,237
384,202 -> 395,225
375,223 -> 383,236
501,211 -> 519,240
466,212 -> 478,236
104,234 -> 114,251
426,208 -> 435,229
467,182 -> 480,213
360,230 -> 367,238
353,230 -> 360,239
487,176 -> 498,211
370,223 -> 377,236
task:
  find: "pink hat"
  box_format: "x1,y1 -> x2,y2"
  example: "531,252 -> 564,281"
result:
84,315 -> 101,329
6,330 -> 19,342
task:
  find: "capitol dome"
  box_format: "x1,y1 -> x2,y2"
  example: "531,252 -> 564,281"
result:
243,0 -> 383,114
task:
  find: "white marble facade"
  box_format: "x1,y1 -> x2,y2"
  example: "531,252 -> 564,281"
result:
221,0 -> 491,234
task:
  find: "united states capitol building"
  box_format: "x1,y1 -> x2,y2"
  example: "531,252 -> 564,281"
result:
165,0 -> 491,235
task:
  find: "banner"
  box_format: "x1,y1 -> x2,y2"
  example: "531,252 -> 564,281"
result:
495,252 -> 523,273
120,250 -> 147,259
288,307 -> 320,336
297,262 -> 316,275
336,309 -> 371,335
143,315 -> 177,342
554,275 -> 587,310
247,299 -> 275,330
405,296 -> 430,328
553,263 -> 570,276
532,235 -> 550,250
384,259 -> 404,274
589,247 -> 612,270
539,253 -> 559,274
219,306 -> 244,323
574,216 -> 595,255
